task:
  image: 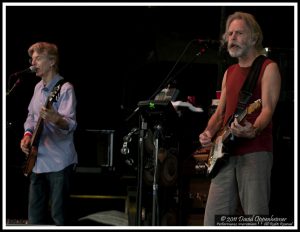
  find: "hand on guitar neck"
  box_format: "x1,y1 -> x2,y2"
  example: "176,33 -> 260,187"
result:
230,118 -> 258,139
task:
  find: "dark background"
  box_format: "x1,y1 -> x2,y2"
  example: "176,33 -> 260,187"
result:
4,4 -> 295,226
5,5 -> 294,127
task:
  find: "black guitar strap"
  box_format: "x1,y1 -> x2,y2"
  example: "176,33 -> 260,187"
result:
235,55 -> 267,116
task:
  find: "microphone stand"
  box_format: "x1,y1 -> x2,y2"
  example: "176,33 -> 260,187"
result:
148,39 -> 198,100
6,79 -> 21,96
125,39 -> 200,122
6,73 -> 22,96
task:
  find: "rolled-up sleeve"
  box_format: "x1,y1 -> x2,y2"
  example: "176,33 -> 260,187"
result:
52,83 -> 77,135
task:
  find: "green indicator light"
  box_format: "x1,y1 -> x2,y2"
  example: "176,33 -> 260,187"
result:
149,102 -> 155,110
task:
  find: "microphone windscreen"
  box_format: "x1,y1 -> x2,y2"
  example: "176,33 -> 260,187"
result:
29,66 -> 37,72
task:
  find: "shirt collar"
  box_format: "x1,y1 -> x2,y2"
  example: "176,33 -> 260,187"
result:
42,74 -> 63,92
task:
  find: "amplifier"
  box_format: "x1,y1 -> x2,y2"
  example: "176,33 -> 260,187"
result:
76,129 -> 114,168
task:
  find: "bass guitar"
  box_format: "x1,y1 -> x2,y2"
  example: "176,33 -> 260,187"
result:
195,99 -> 262,178
23,83 -> 63,176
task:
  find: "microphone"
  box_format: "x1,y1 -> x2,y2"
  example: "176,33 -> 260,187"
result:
10,66 -> 37,77
7,66 -> 37,96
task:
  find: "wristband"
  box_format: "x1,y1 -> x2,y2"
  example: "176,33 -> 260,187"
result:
24,129 -> 33,137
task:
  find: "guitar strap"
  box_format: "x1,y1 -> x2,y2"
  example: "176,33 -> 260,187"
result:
235,55 -> 267,116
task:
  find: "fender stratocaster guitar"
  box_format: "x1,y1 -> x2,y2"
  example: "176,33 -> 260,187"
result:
196,99 -> 262,178
23,84 -> 62,176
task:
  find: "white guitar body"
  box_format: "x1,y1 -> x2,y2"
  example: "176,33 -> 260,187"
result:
205,99 -> 262,178
206,129 -> 231,177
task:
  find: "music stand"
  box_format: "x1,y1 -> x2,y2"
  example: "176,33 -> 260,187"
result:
138,100 -> 179,126
136,100 -> 179,226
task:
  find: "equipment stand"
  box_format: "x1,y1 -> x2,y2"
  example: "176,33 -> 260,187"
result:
137,100 -> 178,226
136,115 -> 147,226
151,124 -> 162,225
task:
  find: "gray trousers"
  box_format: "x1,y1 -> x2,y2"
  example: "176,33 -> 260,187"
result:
204,152 -> 273,226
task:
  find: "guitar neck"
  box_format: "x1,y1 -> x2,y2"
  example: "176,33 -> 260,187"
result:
220,108 -> 248,143
30,98 -> 50,147
30,116 -> 44,147
236,110 -> 247,123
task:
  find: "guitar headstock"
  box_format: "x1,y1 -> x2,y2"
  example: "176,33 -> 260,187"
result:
247,99 -> 262,114
48,85 -> 61,104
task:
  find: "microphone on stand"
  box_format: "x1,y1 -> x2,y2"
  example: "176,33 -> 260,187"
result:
10,66 -> 37,77
7,66 -> 37,96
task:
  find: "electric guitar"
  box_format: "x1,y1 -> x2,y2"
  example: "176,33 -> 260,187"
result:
23,83 -> 62,176
201,99 -> 262,178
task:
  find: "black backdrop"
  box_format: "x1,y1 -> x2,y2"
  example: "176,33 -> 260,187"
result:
4,3 -> 295,224
5,5 -> 294,128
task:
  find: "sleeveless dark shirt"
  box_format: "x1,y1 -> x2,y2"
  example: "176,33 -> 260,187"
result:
224,58 -> 274,156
